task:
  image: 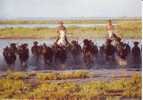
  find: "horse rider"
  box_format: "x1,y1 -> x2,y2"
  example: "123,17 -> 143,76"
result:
107,19 -> 114,38
107,19 -> 122,46
56,21 -> 69,46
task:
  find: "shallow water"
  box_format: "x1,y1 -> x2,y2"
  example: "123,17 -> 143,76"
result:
0,23 -> 116,28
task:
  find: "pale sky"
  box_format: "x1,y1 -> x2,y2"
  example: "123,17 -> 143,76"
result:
0,0 -> 141,18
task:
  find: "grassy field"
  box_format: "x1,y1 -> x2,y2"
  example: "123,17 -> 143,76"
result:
0,70 -> 141,99
0,19 -> 141,39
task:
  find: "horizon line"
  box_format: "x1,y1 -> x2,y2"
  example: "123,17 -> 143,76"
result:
0,16 -> 141,20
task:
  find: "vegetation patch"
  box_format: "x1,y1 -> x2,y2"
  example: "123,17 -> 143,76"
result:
0,71 -> 141,99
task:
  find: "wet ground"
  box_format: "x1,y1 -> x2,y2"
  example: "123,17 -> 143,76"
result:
26,68 -> 141,82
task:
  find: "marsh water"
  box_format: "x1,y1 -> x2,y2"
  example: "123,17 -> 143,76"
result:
0,23 -> 117,28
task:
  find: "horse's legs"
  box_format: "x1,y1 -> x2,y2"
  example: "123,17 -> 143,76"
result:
20,61 -> 27,71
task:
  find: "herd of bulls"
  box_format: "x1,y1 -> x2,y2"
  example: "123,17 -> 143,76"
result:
3,39 -> 141,70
